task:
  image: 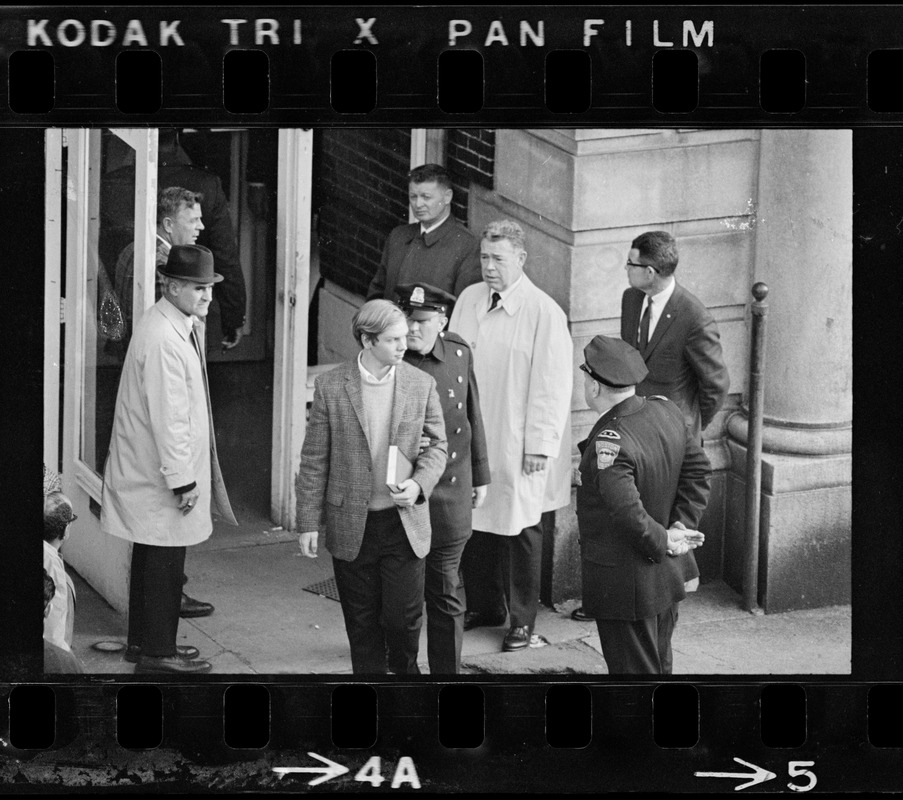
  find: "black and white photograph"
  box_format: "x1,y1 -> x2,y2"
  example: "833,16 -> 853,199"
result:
2,3 -> 901,794
38,125 -> 852,677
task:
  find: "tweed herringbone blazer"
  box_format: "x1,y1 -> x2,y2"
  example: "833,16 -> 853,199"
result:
295,360 -> 447,561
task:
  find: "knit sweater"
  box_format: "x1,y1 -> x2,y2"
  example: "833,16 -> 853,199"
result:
360,373 -> 397,511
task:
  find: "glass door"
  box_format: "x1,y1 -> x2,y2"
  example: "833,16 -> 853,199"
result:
51,128 -> 158,612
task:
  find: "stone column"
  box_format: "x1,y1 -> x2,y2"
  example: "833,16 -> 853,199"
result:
726,130 -> 852,611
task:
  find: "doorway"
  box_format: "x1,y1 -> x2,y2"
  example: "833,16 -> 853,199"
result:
45,127 -> 313,612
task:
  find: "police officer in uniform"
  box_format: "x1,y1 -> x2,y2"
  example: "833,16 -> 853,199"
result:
577,335 -> 711,675
395,283 -> 491,674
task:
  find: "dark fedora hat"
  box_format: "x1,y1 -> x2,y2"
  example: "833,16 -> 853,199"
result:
159,244 -> 223,283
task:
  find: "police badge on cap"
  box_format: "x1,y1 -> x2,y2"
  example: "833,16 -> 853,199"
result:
395,282 -> 456,314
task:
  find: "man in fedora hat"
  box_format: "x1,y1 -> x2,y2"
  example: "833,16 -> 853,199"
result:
102,244 -> 237,674
576,335 -> 711,674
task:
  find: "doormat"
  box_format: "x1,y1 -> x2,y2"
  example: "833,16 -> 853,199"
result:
302,576 -> 341,602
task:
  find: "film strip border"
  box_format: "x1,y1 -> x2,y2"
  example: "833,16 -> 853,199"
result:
3,6 -> 903,123
2,682 -> 901,791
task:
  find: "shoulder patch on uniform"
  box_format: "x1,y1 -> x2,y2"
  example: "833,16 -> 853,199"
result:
598,429 -> 621,440
595,441 -> 620,470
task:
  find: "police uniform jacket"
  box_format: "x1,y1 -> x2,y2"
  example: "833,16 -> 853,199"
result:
403,331 -> 491,544
367,215 -> 482,301
577,394 -> 711,622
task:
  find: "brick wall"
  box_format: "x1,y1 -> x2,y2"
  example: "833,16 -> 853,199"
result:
446,129 -> 495,223
315,129 -> 412,296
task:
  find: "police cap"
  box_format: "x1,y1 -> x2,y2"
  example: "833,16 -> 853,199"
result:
395,282 -> 455,314
580,335 -> 649,388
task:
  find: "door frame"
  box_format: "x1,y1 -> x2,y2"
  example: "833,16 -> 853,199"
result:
271,129 -> 313,529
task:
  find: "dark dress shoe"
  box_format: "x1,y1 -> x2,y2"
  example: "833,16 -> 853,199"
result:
135,655 -> 213,674
124,644 -> 200,664
571,606 -> 594,622
463,611 -> 506,631
502,626 -> 532,652
180,593 -> 214,618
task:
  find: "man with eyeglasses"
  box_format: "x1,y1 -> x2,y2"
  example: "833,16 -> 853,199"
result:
572,231 -> 728,623
394,283 -> 490,674
621,231 -> 729,442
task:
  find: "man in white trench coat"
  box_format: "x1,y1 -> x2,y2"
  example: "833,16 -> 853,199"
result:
102,244 -> 237,674
449,220 -> 573,652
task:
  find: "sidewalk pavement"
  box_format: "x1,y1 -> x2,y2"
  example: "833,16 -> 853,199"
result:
68,514 -> 851,676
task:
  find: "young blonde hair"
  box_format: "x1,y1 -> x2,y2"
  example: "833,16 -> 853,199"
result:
352,299 -> 406,347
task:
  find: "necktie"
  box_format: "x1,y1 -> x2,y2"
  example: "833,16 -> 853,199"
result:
639,297 -> 652,350
489,292 -> 501,311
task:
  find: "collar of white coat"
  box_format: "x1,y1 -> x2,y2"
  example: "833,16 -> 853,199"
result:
157,296 -> 199,341
491,273 -> 527,315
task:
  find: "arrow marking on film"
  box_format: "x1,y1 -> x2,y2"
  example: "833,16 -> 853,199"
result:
273,752 -> 350,786
695,757 -> 777,791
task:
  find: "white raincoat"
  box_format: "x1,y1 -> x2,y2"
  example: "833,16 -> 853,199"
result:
102,298 -> 236,546
450,275 -> 572,536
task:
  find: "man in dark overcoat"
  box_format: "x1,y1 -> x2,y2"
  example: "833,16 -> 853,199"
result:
576,335 -> 711,675
367,163 -> 482,301
395,283 -> 491,674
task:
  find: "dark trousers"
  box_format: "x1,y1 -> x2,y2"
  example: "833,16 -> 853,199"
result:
127,542 -> 187,657
332,507 -> 426,675
461,524 -> 543,629
596,603 -> 679,675
424,536 -> 468,674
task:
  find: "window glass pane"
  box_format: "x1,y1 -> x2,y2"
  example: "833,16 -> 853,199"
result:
81,131 -> 138,475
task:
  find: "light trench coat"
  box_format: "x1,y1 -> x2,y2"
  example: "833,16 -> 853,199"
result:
450,274 -> 573,536
102,298 -> 236,547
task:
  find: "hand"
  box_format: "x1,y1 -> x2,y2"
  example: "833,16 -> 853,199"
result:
178,488 -> 201,516
418,435 -> 430,454
222,327 -> 244,351
299,531 -> 318,558
522,454 -> 548,475
472,484 -> 488,509
390,479 -> 422,507
666,521 -> 705,556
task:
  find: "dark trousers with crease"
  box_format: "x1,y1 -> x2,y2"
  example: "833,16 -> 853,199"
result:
424,535 -> 468,674
595,603 -> 679,675
127,542 -> 186,656
461,524 -> 543,629
333,507 -> 425,675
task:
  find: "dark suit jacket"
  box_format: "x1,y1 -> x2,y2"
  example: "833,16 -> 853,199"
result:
295,360 -> 448,561
577,395 -> 711,621
367,215 -> 482,301
403,331 -> 490,545
621,283 -> 729,440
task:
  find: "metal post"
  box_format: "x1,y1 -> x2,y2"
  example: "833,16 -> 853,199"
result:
743,282 -> 769,613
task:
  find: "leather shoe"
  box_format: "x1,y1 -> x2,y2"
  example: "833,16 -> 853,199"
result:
571,606 -> 594,622
180,593 -> 214,618
135,655 -> 213,674
124,644 -> 200,664
463,611 -> 506,631
502,626 -> 531,652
